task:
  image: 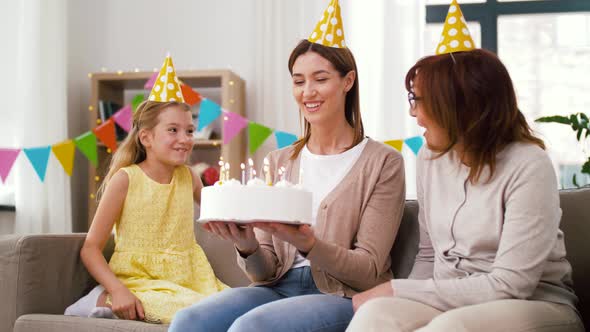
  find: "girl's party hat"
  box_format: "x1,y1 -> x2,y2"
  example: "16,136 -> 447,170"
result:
148,54 -> 185,103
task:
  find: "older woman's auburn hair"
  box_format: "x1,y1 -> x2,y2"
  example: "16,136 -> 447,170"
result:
287,39 -> 364,160
405,48 -> 545,183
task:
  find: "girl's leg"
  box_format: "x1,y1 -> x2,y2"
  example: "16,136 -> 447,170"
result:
347,297 -> 441,332
228,293 -> 354,332
169,286 -> 282,332
64,285 -> 107,317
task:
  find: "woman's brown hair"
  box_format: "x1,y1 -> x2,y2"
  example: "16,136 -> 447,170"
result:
287,39 -> 364,159
98,100 -> 190,198
405,48 -> 544,183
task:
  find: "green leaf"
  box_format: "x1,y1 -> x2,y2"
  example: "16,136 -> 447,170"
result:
577,129 -> 583,141
580,112 -> 589,122
572,174 -> 579,188
582,159 -> 590,176
535,116 -> 570,125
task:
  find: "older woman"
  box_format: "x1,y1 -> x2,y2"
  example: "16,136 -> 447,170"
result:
347,49 -> 583,332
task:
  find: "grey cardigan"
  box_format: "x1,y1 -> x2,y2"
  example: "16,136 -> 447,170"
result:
393,142 -> 578,311
237,138 -> 406,297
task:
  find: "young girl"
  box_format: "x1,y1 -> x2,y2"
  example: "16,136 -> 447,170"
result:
65,99 -> 226,324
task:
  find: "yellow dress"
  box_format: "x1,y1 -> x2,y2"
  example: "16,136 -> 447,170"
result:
108,164 -> 227,324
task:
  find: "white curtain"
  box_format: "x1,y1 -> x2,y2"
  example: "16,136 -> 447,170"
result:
251,0 -> 424,198
12,0 -> 72,233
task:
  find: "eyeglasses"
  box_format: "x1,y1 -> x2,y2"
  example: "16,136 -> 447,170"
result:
408,92 -> 423,110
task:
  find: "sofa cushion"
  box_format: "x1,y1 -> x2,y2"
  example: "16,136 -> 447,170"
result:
390,200 -> 419,279
14,314 -> 167,332
558,187 -> 590,328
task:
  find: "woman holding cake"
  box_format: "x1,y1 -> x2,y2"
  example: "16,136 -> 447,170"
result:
169,1 -> 405,331
346,2 -> 583,331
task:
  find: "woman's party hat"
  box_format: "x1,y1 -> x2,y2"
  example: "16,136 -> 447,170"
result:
436,0 -> 476,55
308,0 -> 346,48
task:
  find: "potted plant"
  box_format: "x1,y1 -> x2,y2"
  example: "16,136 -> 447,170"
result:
536,112 -> 590,187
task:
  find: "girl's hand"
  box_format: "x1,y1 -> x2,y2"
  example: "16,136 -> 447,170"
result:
110,286 -> 145,321
352,281 -> 394,312
203,222 -> 259,256
253,222 -> 316,253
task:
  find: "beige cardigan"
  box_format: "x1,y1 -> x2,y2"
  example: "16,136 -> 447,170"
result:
394,142 -> 578,311
237,138 -> 406,297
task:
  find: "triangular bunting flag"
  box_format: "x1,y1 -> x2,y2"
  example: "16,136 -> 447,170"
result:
132,94 -> 144,112
93,118 -> 118,152
113,105 -> 132,132
384,140 -> 404,152
223,111 -> 248,145
0,148 -> 20,183
23,146 -> 51,182
74,131 -> 98,167
51,140 -> 75,176
144,72 -> 158,90
180,84 -> 202,106
248,122 -> 273,154
275,131 -> 298,149
198,99 -> 222,131
404,136 -> 424,155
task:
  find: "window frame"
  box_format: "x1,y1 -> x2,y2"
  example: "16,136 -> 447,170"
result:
426,0 -> 590,53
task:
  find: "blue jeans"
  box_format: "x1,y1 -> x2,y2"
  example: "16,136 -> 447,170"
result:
169,267 -> 353,332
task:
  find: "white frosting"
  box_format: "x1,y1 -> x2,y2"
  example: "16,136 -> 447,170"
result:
198,184 -> 312,224
223,179 -> 241,186
246,177 -> 266,186
274,179 -> 292,188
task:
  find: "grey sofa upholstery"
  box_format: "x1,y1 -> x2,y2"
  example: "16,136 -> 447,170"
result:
1,188 -> 588,332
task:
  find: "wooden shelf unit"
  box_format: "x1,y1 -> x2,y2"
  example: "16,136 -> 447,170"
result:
87,70 -> 246,227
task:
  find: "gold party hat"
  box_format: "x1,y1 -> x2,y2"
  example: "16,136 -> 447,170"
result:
308,0 -> 346,48
435,0 -> 476,55
148,54 -> 185,103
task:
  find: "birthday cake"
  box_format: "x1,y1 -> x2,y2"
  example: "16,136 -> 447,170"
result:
198,178 -> 312,225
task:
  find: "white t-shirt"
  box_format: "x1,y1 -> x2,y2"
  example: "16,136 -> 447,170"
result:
291,137 -> 369,268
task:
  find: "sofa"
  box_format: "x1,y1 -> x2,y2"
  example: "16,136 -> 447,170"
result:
1,188 -> 588,332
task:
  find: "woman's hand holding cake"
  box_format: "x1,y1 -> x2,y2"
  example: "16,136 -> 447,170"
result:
203,222 -> 259,256
253,222 -> 316,254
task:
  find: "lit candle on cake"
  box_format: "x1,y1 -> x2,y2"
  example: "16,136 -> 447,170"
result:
263,158 -> 271,185
219,163 -> 225,183
280,166 -> 286,182
218,158 -> 224,183
240,163 -> 246,185
248,158 -> 254,182
225,162 -> 230,181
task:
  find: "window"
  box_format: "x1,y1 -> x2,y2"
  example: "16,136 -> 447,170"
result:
426,0 -> 590,188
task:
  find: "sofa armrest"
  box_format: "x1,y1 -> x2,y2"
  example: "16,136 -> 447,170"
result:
0,234 -> 104,332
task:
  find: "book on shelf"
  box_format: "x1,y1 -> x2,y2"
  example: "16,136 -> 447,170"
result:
98,100 -> 127,141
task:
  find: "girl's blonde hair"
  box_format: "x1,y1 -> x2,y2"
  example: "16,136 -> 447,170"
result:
98,100 -> 190,198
